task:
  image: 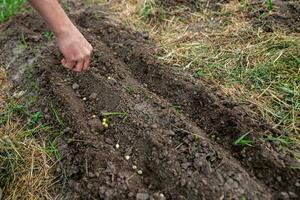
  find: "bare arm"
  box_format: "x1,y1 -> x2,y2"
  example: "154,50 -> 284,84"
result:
29,0 -> 92,71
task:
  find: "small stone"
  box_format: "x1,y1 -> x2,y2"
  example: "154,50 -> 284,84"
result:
115,144 -> 120,149
132,165 -> 137,170
89,93 -> 97,99
128,192 -> 134,197
159,193 -> 166,200
125,155 -> 130,160
278,192 -> 290,200
137,170 -> 143,175
136,193 -> 149,200
92,115 -> 97,118
72,83 -> 79,90
82,97 -> 87,101
288,192 -> 298,199
63,127 -> 71,133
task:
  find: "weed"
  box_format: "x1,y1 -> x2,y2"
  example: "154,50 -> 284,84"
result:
20,32 -> 28,48
0,99 -> 26,125
171,105 -> 182,113
30,111 -> 42,125
263,135 -> 294,145
234,132 -> 253,147
102,112 -> 128,117
43,140 -> 60,160
267,0 -> 273,11
42,31 -> 53,40
50,103 -> 64,128
127,85 -> 135,95
0,0 -> 24,22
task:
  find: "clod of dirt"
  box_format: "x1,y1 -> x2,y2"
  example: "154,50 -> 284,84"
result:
72,83 -> 79,90
250,0 -> 300,33
136,193 -> 150,200
89,92 -> 97,99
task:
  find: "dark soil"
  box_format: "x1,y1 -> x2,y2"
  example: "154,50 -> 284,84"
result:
1,4 -> 300,200
249,0 -> 300,33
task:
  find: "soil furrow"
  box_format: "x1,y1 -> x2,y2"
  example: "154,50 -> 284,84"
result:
1,7 -> 300,200
75,13 -> 300,196
39,49 -> 271,199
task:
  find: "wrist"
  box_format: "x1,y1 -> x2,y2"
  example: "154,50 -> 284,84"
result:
53,20 -> 76,38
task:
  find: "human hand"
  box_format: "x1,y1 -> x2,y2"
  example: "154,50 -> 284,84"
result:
56,25 -> 92,72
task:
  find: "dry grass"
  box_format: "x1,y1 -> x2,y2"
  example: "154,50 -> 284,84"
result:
0,68 -> 54,200
109,0 -> 300,140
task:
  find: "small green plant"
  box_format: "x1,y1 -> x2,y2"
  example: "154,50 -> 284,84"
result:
139,1 -> 155,20
102,112 -> 128,117
234,132 -> 253,147
42,31 -> 53,40
50,104 -> 64,128
194,69 -> 205,78
127,85 -> 135,95
30,111 -> 42,124
0,0 -> 24,22
42,140 -> 60,160
240,196 -> 247,200
171,105 -> 182,113
20,32 -> 28,48
263,135 -> 294,145
267,0 -> 273,11
0,100 -> 25,125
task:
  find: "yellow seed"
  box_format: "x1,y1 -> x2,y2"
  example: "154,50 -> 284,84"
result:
125,155 -> 130,160
103,118 -> 107,122
107,76 -> 112,80
103,124 -> 109,128
92,115 -> 96,118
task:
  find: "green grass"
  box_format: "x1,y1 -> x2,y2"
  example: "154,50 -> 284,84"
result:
267,0 -> 273,11
234,132 -> 253,147
0,0 -> 24,22
102,112 -> 128,117
263,135 -> 295,145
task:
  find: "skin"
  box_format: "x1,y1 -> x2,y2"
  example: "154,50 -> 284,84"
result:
29,0 -> 93,72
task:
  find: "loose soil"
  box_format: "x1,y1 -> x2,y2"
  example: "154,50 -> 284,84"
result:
249,0 -> 300,33
1,3 -> 300,200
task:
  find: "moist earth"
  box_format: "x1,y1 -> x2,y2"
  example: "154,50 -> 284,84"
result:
249,0 -> 300,33
0,3 -> 300,200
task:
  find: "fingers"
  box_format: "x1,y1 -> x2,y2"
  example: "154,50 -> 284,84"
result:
83,57 -> 90,70
74,60 -> 85,72
61,58 -> 76,69
61,47 -> 92,72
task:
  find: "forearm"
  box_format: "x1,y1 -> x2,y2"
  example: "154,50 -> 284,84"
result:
29,0 -> 93,71
28,0 -> 74,36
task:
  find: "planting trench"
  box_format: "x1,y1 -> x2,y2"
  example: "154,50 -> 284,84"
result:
1,5 -> 300,200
